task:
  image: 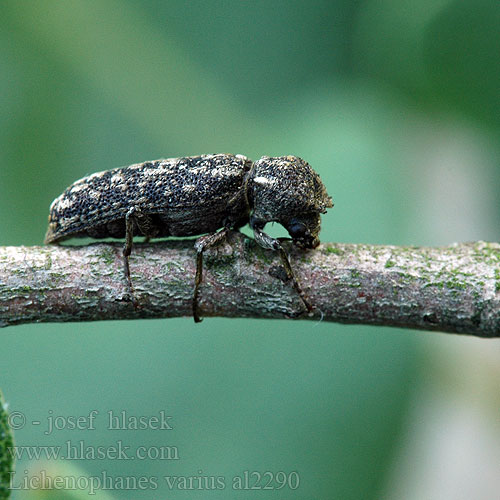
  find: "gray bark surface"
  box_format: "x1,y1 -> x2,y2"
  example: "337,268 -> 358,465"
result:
0,234 -> 499,337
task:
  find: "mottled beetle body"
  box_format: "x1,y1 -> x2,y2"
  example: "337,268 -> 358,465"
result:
45,155 -> 253,243
45,154 -> 333,321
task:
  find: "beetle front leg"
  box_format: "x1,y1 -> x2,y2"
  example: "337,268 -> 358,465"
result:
193,227 -> 231,323
251,222 -> 313,315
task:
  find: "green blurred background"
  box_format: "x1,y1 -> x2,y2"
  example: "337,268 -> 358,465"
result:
1,1 -> 499,498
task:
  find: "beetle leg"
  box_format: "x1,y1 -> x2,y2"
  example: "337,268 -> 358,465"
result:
123,208 -> 138,304
193,227 -> 231,323
252,225 -> 313,315
135,212 -> 159,241
123,209 -> 158,303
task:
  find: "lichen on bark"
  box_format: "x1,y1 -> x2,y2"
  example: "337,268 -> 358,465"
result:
0,235 -> 499,337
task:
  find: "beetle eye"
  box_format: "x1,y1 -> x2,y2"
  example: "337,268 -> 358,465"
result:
288,221 -> 307,238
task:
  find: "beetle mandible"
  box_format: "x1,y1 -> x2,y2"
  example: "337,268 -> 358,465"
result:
45,154 -> 333,321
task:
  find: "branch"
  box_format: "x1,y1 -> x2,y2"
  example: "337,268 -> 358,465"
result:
0,233 -> 499,337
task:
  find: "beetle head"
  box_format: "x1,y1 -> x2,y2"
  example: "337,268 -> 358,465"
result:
250,156 -> 333,248
283,213 -> 322,249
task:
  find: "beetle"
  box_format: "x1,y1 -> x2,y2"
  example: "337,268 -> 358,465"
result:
45,154 -> 333,321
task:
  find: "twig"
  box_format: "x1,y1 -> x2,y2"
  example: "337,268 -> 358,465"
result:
0,233 -> 499,337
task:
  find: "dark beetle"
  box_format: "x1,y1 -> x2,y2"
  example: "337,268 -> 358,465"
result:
45,154 -> 333,321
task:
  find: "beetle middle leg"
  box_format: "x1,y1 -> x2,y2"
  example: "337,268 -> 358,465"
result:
251,221 -> 313,315
124,208 -> 157,305
193,227 -> 231,323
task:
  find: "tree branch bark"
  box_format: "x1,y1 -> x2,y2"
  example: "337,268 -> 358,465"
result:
0,233 -> 499,337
